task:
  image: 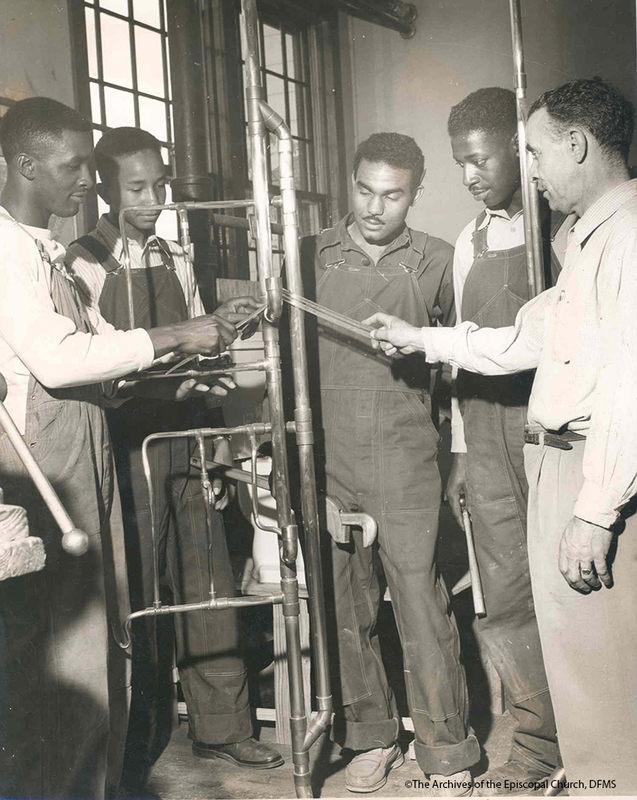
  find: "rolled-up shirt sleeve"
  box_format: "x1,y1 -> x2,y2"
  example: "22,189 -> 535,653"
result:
573,229 -> 637,528
420,287 -> 554,376
0,225 -> 155,390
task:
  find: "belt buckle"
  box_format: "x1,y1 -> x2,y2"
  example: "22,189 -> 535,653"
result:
544,433 -> 573,450
524,430 -> 541,446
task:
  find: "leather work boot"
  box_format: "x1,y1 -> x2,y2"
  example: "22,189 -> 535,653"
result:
429,769 -> 474,796
192,736 -> 284,769
345,744 -> 405,793
475,760 -> 553,796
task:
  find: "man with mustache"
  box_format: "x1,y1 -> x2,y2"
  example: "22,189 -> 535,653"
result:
297,132 -> 479,795
444,88 -> 565,792
0,97 -> 256,799
367,77 -> 637,795
66,126 -> 283,793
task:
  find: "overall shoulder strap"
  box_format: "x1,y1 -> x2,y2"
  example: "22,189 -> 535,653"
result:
471,211 -> 488,260
152,236 -> 177,270
401,230 -> 430,279
72,234 -> 122,274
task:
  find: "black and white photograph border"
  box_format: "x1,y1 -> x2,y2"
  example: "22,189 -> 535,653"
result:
0,1 -> 635,799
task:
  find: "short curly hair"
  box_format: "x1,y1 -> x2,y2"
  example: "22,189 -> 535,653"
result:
0,97 -> 91,163
447,87 -> 517,140
529,77 -> 634,163
95,126 -> 163,187
353,132 -> 424,190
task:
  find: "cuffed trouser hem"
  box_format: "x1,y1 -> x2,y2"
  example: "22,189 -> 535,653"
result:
330,715 -> 400,751
187,703 -> 253,746
414,732 -> 481,776
509,741 -> 559,775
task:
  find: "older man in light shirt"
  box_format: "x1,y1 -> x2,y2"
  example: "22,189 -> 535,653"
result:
366,77 -> 637,795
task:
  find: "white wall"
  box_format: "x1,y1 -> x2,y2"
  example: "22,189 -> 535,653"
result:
0,1 -> 76,106
0,0 -> 83,243
341,0 -> 637,245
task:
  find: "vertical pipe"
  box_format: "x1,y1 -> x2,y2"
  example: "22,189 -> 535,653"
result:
259,100 -> 333,751
166,0 -> 217,308
141,437 -> 163,609
509,0 -> 544,297
241,1 -> 311,795
119,211 -> 136,330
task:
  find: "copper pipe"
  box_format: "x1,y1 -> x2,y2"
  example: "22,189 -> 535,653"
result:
260,99 -> 333,755
509,0 -> 544,298
242,2 -> 313,794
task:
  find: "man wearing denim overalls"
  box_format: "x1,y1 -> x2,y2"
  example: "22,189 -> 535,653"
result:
443,89 -> 568,794
299,133 -> 479,795
0,97 -> 254,800
67,127 -> 283,790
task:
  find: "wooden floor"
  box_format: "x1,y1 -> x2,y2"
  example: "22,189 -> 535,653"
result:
146,712 -> 517,800
125,423 -> 539,799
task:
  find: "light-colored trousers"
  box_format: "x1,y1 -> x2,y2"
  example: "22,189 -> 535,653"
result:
525,440 -> 637,796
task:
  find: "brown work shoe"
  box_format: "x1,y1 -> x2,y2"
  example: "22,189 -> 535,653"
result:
192,736 -> 284,769
345,744 -> 405,793
429,769 -> 474,796
475,761 -> 552,796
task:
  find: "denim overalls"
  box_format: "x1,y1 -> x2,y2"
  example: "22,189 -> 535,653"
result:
0,237 -> 130,799
456,211 -> 563,773
73,233 -> 252,777
302,218 -> 480,776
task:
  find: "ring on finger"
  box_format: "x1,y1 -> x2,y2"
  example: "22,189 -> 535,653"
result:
580,566 -> 593,576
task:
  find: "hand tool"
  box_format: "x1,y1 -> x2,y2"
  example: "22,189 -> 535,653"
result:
459,494 -> 486,617
0,373 -> 89,556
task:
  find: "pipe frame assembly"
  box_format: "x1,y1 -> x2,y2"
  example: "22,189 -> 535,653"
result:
509,0 -> 545,298
115,1 -> 332,794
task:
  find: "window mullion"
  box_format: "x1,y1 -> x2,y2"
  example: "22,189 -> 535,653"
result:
128,0 -> 140,127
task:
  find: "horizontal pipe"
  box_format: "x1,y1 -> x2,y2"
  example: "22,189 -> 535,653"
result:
128,592 -> 284,622
119,360 -> 267,388
211,212 -> 284,236
143,423 -> 272,443
190,457 -> 270,491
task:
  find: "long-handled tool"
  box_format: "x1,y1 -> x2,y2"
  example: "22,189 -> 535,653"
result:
0,373 -> 89,557
509,0 -> 544,298
459,494 -> 486,617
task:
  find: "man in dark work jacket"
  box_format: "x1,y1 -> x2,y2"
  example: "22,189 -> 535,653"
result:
295,132 -> 479,796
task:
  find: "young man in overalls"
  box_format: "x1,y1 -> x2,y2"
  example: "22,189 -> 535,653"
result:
66,127 -> 283,791
299,133 -> 479,795
0,98 -> 254,800
444,89 -> 569,793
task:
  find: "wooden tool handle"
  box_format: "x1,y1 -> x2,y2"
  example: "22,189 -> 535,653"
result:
459,495 -> 486,617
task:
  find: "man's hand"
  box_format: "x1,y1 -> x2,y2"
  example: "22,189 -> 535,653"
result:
148,314 -> 238,359
558,516 -> 614,593
445,453 -> 467,530
363,312 -> 423,356
175,375 -> 236,402
212,436 -> 234,511
214,295 -> 262,325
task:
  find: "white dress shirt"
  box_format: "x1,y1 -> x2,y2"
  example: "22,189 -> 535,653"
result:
0,207 -> 155,434
422,179 -> 637,529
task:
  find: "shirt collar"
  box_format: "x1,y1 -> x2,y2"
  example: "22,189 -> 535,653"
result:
95,214 -> 170,260
570,178 -> 637,247
481,206 -> 524,227
318,213 -> 413,255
